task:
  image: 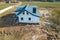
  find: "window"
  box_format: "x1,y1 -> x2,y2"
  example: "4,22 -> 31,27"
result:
21,17 -> 23,20
28,18 -> 31,20
23,12 -> 24,15
33,8 -> 36,13
27,12 -> 29,15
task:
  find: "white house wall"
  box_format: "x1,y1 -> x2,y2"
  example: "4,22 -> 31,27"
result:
18,11 -> 39,23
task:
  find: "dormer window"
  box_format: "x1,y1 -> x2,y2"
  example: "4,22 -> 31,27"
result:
33,7 -> 36,13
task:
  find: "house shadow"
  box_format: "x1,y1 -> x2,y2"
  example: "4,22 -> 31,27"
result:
0,14 -> 19,27
0,14 -> 39,27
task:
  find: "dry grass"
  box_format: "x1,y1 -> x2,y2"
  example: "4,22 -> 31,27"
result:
0,8 -> 15,17
22,2 -> 60,9
0,3 -> 14,10
0,2 -> 60,40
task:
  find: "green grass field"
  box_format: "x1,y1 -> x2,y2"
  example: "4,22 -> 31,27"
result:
22,2 -> 60,8
0,4 -> 14,10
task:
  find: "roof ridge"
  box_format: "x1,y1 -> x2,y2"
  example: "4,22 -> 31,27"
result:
17,5 -> 27,15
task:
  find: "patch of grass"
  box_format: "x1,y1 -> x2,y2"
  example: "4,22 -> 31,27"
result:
22,2 -> 60,8
0,4 -> 14,10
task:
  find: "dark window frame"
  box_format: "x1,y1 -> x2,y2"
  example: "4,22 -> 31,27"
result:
27,11 -> 29,15
23,12 -> 24,15
21,17 -> 23,20
28,17 -> 31,21
33,7 -> 36,13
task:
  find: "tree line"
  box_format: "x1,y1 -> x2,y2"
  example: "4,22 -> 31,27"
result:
0,0 -> 60,2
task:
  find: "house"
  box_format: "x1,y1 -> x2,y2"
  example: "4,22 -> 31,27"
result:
15,5 -> 40,24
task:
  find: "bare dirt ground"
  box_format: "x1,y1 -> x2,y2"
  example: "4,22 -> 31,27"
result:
0,13 -> 58,40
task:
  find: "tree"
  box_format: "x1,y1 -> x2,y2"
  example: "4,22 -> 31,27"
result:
0,0 -> 5,2
44,0 -> 47,2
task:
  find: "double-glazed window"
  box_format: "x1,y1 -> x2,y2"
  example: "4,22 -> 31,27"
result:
26,11 -> 29,15
23,11 -> 29,15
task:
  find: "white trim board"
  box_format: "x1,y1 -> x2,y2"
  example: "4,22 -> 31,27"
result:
0,6 -> 13,14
